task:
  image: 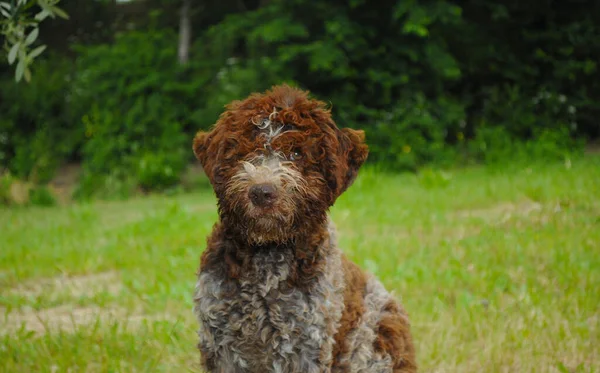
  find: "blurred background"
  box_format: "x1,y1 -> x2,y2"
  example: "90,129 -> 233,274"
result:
1,0 -> 599,204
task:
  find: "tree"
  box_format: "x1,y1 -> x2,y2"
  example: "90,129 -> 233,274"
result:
1,0 -> 68,82
177,0 -> 191,65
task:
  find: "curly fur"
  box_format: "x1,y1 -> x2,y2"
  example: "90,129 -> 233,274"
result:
192,85 -> 417,373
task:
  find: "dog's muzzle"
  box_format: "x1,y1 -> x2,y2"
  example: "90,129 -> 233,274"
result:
248,183 -> 278,207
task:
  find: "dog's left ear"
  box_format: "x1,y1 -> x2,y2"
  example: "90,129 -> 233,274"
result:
193,130 -> 217,182
193,131 -> 208,164
338,127 -> 369,194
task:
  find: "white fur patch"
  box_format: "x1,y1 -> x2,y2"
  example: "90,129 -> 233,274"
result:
252,108 -> 284,144
234,156 -> 303,191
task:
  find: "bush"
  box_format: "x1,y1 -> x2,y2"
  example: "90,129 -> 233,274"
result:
0,56 -> 81,183
29,186 -> 57,207
69,27 -> 290,198
191,0 -> 594,169
0,172 -> 13,205
468,85 -> 583,164
71,30 -> 190,198
366,94 -> 466,171
136,152 -> 186,192
4,0 -> 598,198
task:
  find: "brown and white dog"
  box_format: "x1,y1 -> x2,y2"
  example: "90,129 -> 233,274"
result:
192,85 -> 416,373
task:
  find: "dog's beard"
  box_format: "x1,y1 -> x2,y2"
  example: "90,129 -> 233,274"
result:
220,190 -> 300,245
244,212 -> 295,245
221,156 -> 308,245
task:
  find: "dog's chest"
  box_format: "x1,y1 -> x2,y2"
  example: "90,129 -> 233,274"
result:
195,250 -> 344,373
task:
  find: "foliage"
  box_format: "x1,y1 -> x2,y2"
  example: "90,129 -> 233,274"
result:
28,184 -> 55,206
70,25 -> 295,198
2,0 -> 600,198
0,171 -> 12,205
468,85 -> 584,164
191,0 -> 595,169
1,0 -> 68,82
366,94 -> 465,170
417,167 -> 452,189
136,152 -> 186,192
0,54 -> 79,183
72,30 -> 189,198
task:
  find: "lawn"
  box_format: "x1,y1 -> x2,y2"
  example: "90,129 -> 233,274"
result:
1,156 -> 599,373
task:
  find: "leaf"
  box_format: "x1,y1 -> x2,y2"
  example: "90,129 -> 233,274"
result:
8,43 -> 19,65
28,45 -> 46,60
51,6 -> 69,20
23,66 -> 32,83
34,10 -> 50,21
0,7 -> 9,18
36,0 -> 53,16
15,58 -> 26,82
0,2 -> 11,10
25,28 -> 39,46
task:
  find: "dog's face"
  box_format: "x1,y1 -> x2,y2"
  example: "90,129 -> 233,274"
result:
193,85 -> 368,244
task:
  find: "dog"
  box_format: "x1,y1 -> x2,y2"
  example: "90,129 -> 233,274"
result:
192,85 -> 416,373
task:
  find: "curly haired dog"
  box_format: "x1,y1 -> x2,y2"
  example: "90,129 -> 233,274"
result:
192,85 -> 416,373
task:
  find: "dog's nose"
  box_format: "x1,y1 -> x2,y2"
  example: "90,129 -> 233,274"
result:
249,184 -> 277,207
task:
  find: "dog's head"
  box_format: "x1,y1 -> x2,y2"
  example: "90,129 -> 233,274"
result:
193,85 -> 368,245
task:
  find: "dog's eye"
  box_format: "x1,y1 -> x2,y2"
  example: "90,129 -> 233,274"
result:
282,123 -> 296,132
289,150 -> 302,161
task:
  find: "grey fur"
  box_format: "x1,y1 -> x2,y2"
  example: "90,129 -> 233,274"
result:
195,223 -> 344,372
333,276 -> 394,373
194,221 -> 396,373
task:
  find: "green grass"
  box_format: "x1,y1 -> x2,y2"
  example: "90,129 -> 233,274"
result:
1,156 -> 599,372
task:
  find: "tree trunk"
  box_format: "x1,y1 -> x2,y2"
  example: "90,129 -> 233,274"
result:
178,0 -> 191,65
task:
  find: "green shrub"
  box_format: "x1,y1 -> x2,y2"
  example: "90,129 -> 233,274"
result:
4,0 -> 598,193
366,94 -> 465,171
525,128 -> 584,160
71,30 -> 190,198
28,186 -> 57,207
0,56 -> 81,183
136,152 -> 186,192
69,27 -> 288,198
190,0 -> 594,169
0,172 -> 13,205
468,85 -> 583,164
75,168 -> 137,201
468,126 -> 516,164
417,168 -> 453,189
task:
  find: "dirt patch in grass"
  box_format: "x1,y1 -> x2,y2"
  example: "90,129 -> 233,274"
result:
2,305 -> 125,334
453,200 -> 543,223
10,271 -> 123,299
1,305 -> 177,335
2,271 -> 182,335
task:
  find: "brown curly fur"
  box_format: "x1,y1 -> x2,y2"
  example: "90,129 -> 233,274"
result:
192,85 -> 416,373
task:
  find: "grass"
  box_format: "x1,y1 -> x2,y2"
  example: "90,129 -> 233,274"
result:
1,156 -> 599,373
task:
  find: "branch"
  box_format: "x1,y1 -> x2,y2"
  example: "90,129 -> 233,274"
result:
1,0 -> 69,83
